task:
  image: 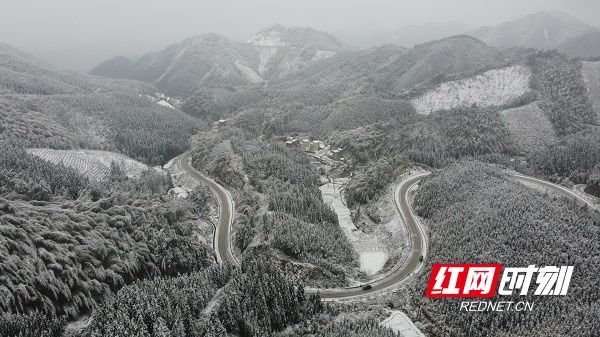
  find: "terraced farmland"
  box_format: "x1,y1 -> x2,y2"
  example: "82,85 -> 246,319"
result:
28,148 -> 149,180
500,102 -> 557,154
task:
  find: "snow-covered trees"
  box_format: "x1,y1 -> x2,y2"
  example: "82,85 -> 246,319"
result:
83,258 -> 322,337
407,161 -> 600,337
530,51 -> 596,135
85,266 -> 231,337
528,130 -> 600,184
0,146 -> 213,322
191,130 -> 358,283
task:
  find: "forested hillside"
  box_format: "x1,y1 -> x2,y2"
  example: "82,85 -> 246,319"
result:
403,161 -> 600,337
190,126 -> 358,286
0,42 -> 202,165
3,9 -> 600,337
0,145 -> 215,336
91,25 -> 348,97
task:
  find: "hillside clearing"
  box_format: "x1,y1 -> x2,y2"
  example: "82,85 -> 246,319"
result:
411,65 -> 531,115
500,102 -> 557,154
320,177 -> 408,277
28,148 -> 149,180
380,311 -> 425,337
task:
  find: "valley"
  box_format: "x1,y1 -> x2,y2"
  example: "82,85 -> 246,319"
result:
1,6 -> 600,337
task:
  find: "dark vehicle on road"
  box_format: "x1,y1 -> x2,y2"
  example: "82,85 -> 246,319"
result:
362,284 -> 372,291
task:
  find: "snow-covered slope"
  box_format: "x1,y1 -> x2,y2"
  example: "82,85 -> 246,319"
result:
500,102 -> 557,154
247,25 -> 347,78
381,311 -> 425,337
28,148 -> 150,180
91,25 -> 348,94
411,65 -> 531,115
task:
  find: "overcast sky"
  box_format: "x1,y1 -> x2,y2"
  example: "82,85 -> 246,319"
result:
2,0 -> 600,71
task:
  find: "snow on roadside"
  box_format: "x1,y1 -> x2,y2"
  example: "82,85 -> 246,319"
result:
164,157 -> 201,197
381,311 -> 425,337
411,65 -> 531,115
359,252 -> 387,275
320,178 -> 399,276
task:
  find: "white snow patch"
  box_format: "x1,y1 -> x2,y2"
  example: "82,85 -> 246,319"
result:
234,60 -> 263,83
359,252 -> 387,275
28,148 -> 149,180
311,50 -> 336,62
157,99 -> 175,109
320,178 -> 388,275
247,30 -> 287,47
168,186 -> 190,199
381,311 -> 425,337
411,65 -> 531,115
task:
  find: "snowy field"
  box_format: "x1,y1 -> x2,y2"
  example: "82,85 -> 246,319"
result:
28,148 -> 149,180
320,178 -> 407,276
381,311 -> 425,337
500,102 -> 557,154
582,61 -> 600,120
411,65 -> 531,115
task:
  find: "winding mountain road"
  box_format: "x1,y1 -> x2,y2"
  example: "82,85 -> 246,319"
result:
316,172 -> 430,299
177,152 -> 239,266
509,172 -> 599,212
177,151 -> 598,300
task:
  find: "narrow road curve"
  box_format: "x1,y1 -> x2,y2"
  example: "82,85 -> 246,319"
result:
509,173 -> 599,212
316,172 -> 431,299
177,152 -> 239,266
176,152 -> 598,300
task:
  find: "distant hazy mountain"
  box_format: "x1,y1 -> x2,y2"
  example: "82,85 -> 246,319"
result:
468,11 -> 598,50
284,35 -> 506,96
91,25 -> 348,96
90,55 -> 134,79
557,31 -> 600,59
334,22 -> 470,48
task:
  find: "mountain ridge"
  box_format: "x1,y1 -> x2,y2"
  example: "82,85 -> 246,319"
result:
468,10 -> 598,50
91,25 -> 349,96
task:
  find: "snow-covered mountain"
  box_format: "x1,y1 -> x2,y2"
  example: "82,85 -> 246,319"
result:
91,25 -> 348,96
248,25 -> 347,79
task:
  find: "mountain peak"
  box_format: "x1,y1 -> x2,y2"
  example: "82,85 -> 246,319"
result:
248,24 -> 347,51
